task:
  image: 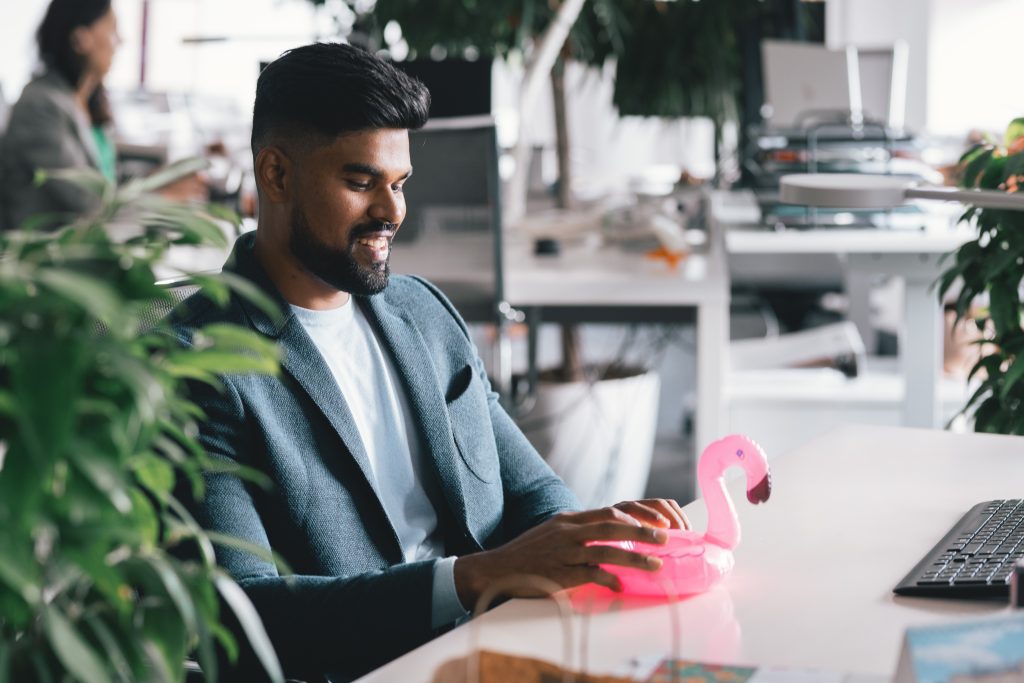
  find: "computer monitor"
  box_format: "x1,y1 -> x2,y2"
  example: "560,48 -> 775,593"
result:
761,39 -> 861,129
388,116 -> 503,323
856,42 -> 908,131
393,59 -> 492,119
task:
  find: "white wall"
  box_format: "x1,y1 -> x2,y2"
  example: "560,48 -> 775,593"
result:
827,0 -> 1024,137
826,0 -> 931,133
493,58 -> 717,200
0,0 -> 326,116
927,0 -> 1024,136
0,2 -> 49,104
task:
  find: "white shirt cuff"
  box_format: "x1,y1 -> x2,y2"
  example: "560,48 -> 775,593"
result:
431,556 -> 469,629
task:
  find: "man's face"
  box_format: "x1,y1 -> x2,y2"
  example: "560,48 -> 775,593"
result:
287,128 -> 412,296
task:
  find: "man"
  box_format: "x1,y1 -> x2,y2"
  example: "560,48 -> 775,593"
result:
175,42 -> 690,682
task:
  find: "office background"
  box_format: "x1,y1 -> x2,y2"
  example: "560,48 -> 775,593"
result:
2,0 -> 1021,503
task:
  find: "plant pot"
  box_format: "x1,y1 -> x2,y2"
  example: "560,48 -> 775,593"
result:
518,366 -> 660,508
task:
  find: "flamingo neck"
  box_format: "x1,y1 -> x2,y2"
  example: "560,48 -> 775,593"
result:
699,471 -> 740,550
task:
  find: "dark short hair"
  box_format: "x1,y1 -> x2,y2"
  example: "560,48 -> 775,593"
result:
37,0 -> 113,125
251,42 -> 431,156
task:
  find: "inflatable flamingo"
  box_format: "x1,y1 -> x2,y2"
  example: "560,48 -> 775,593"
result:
599,434 -> 771,597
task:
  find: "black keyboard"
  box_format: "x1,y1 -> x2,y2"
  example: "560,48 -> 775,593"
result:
894,499 -> 1024,600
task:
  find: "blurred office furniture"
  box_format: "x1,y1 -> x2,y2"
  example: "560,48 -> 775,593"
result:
503,212 -> 729,468
393,59 -> 492,119
352,425 -> 1024,682
748,40 -> 927,196
387,116 -> 512,390
713,190 -> 972,455
760,40 -> 861,129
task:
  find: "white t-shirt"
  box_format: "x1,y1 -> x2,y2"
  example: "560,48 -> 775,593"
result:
291,299 -> 466,626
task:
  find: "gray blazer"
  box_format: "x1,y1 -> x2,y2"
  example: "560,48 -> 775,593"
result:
0,71 -> 102,231
172,233 -> 579,681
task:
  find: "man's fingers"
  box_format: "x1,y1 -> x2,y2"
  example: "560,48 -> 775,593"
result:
644,499 -> 687,531
574,520 -> 667,545
613,500 -> 670,528
583,544 -> 663,571
566,506 -> 641,527
585,567 -> 624,593
666,499 -> 692,531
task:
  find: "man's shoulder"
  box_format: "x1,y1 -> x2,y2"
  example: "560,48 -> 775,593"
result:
381,273 -> 445,305
168,288 -> 250,345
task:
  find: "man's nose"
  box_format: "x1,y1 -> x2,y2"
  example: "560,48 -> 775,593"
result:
369,188 -> 404,225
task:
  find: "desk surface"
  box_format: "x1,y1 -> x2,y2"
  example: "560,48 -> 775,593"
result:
355,425 -> 1024,682
718,189 -> 972,255
503,236 -> 728,308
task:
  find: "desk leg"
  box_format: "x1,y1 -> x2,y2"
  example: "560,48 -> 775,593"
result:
902,272 -> 943,428
847,253 -> 945,429
696,300 -> 727,461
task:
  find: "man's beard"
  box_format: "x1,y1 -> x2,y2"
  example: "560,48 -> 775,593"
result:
289,205 -> 392,296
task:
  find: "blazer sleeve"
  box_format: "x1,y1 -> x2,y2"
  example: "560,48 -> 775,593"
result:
186,376 -> 440,681
3,90 -> 101,226
408,276 -> 582,540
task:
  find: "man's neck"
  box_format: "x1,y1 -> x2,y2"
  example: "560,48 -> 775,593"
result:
253,229 -> 351,310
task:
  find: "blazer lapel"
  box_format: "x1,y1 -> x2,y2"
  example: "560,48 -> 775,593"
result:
360,295 -> 472,535
44,73 -> 102,171
226,235 -> 403,560
276,318 -> 383,500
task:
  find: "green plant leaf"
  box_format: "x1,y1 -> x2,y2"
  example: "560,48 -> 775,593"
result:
205,532 -> 291,573
81,613 -> 136,681
0,640 -> 10,683
40,167 -> 112,202
1000,357 -> 1024,399
128,489 -> 160,547
132,453 -> 176,498
1004,117 -> 1024,147
210,271 -> 284,325
0,552 -> 40,606
43,606 -> 110,683
34,269 -> 124,328
214,575 -> 285,683
119,157 -> 209,199
164,349 -> 279,376
142,554 -> 199,633
958,142 -> 990,166
962,147 -> 995,188
988,283 -> 1020,335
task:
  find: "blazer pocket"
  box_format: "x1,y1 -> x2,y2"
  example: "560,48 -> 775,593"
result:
446,366 -> 500,484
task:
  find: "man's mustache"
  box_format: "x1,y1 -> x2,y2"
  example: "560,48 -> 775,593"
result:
350,222 -> 397,240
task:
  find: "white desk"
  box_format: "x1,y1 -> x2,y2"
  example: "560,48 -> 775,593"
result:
716,190 -> 974,429
502,233 -> 730,457
355,425 -> 1023,681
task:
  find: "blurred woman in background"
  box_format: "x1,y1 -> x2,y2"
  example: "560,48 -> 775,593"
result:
0,0 -> 119,230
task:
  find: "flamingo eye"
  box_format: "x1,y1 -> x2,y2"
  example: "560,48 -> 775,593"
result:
737,449 -> 744,458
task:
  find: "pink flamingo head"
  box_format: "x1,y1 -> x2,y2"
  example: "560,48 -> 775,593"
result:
700,434 -> 771,505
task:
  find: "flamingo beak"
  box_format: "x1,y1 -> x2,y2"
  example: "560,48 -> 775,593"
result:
746,470 -> 772,504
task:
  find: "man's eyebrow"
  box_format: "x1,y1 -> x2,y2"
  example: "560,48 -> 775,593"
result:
342,163 -> 413,180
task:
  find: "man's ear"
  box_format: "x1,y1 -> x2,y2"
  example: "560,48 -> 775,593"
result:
254,146 -> 292,203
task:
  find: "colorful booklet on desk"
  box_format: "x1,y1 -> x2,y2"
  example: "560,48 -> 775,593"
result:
625,658 -> 884,683
893,612 -> 1024,683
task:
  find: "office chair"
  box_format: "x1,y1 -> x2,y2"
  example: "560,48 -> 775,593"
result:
388,116 -> 514,397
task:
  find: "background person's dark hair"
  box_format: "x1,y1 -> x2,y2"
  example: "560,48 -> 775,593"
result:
251,42 -> 431,157
36,0 -> 113,127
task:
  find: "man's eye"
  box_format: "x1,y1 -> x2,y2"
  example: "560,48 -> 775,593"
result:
347,180 -> 371,190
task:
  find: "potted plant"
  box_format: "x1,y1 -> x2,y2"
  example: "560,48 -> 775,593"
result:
938,117 -> 1024,434
0,162 -> 285,681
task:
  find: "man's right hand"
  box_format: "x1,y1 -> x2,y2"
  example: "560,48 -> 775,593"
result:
452,506 -> 668,608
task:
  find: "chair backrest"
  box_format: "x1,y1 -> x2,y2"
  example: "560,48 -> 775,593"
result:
388,116 -> 503,323
140,281 -> 200,333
